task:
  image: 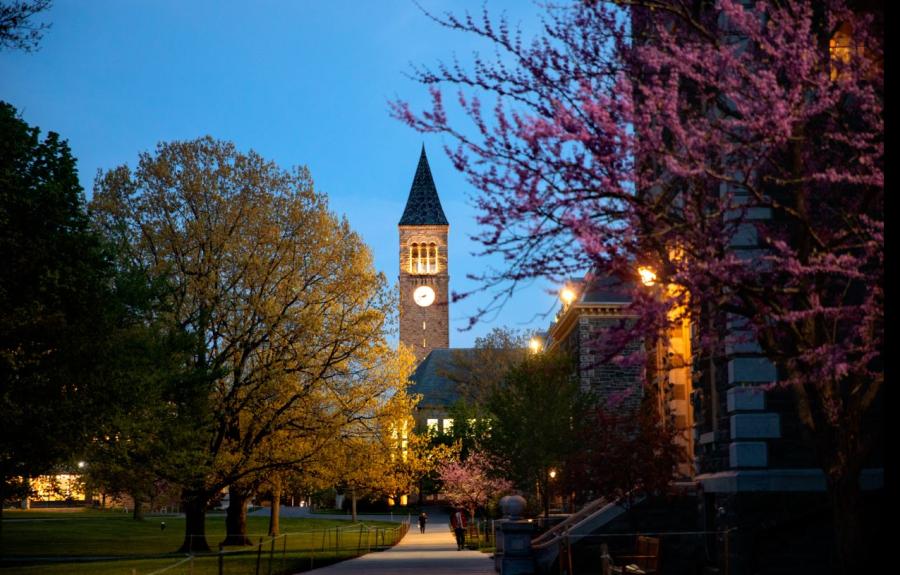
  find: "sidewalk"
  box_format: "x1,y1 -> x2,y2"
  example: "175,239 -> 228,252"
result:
300,510 -> 495,575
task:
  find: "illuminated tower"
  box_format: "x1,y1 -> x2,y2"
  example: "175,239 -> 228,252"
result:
398,146 -> 449,364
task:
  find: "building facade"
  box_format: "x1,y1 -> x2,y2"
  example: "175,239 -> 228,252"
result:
398,146 -> 450,365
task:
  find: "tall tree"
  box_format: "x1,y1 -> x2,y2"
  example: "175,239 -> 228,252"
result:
484,350 -> 592,518
433,327 -> 528,459
321,352 -> 456,522
81,266 -> 201,522
91,137 -> 397,552
0,101 -> 113,535
565,396 -> 685,506
394,1 -> 882,569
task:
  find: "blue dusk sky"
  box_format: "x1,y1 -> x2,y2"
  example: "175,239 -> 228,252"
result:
0,0 -> 566,347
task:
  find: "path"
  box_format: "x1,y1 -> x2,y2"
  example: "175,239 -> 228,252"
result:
299,509 -> 495,575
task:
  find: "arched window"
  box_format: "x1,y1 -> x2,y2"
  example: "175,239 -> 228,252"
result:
408,241 -> 439,274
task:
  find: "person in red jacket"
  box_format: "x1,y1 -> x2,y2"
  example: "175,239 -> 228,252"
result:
450,508 -> 468,550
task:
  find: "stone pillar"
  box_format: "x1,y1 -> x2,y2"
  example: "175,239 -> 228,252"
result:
496,495 -> 535,575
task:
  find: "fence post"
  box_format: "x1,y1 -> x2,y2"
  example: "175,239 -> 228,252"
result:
218,543 -> 224,575
724,528 -> 730,575
281,534 -> 288,575
268,535 -> 276,575
255,536 -> 263,575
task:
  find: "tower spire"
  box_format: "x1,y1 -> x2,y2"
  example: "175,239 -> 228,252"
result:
399,145 -> 448,226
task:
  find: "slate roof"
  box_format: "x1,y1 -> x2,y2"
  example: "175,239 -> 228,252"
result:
580,273 -> 634,304
407,349 -> 469,409
398,146 -> 449,226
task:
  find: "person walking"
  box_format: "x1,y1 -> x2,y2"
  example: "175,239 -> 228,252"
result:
418,511 -> 428,533
450,508 -> 468,550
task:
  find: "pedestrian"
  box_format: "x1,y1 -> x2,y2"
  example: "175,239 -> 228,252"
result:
418,511 -> 428,533
450,508 -> 468,550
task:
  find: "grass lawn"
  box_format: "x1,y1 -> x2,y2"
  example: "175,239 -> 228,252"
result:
1,508 -> 403,575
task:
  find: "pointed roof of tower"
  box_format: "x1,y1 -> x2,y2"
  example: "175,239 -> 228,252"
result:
399,145 -> 449,226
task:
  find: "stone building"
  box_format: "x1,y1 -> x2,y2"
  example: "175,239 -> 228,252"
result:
396,146 -> 465,431
544,273 -> 640,413
397,146 -> 450,365
544,272 -> 694,479
398,148 -> 523,433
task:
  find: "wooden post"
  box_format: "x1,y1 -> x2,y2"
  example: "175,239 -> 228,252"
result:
600,542 -> 611,575
218,543 -> 224,575
724,528 -> 730,575
255,536 -> 263,575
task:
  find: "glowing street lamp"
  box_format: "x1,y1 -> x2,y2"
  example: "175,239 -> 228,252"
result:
638,266 -> 657,287
560,286 -> 577,306
529,337 -> 543,354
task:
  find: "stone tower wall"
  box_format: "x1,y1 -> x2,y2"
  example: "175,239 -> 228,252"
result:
399,225 -> 450,363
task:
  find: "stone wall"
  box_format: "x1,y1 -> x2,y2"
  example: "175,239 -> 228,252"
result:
398,225 -> 449,363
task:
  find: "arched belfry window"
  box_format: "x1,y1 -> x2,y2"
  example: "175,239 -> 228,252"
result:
409,241 -> 439,274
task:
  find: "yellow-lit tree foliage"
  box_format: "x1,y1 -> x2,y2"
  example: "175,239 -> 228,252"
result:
91,137 -> 399,552
316,345 -> 457,520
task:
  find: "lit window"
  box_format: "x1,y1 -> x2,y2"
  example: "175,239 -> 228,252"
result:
409,241 -> 439,274
830,22 -> 853,80
442,418 -> 454,433
427,418 -> 438,432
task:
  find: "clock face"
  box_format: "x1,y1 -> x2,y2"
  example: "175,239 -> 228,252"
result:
413,285 -> 436,307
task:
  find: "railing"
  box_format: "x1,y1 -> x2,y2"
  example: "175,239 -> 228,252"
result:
465,518 -> 496,550
542,528 -> 737,575
134,522 -> 411,575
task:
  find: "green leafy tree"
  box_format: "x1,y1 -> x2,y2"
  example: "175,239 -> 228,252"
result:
0,101 -> 113,534
81,266 -> 201,521
91,137 -> 397,552
484,350 -> 593,519
430,327 -> 528,460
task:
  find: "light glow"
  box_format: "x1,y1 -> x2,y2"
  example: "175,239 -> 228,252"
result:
560,287 -> 577,305
638,266 -> 657,287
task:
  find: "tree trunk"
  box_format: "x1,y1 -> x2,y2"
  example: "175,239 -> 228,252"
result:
268,479 -> 281,537
221,486 -> 252,546
829,472 -> 865,574
131,491 -> 144,521
178,489 -> 211,553
351,488 -> 358,523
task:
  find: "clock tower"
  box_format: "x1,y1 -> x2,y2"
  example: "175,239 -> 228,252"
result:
399,146 -> 449,364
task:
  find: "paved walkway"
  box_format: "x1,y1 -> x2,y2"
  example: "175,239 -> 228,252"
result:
300,509 -> 495,575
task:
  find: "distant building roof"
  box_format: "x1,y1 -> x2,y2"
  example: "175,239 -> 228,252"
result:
580,273 -> 633,304
407,348 -> 471,410
398,146 -> 449,226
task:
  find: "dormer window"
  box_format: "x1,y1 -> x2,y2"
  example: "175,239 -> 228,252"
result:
409,242 -> 439,274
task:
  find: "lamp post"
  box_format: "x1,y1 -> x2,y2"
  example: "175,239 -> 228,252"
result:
560,286 -> 577,307
542,468 -> 558,521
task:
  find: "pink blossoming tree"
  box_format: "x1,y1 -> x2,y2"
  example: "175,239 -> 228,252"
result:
438,451 -> 513,521
393,1 -> 882,571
